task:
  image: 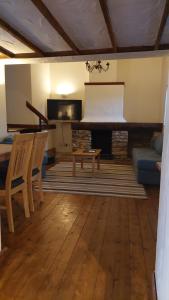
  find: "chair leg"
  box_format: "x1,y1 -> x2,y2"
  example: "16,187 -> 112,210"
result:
28,181 -> 34,212
22,187 -> 30,218
5,193 -> 14,233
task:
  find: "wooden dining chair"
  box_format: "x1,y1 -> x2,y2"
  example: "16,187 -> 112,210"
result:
28,131 -> 48,212
0,133 -> 34,232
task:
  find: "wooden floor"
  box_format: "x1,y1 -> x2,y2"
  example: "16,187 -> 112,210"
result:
0,187 -> 159,300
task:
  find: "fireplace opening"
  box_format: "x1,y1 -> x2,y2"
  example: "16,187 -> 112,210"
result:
91,130 -> 113,159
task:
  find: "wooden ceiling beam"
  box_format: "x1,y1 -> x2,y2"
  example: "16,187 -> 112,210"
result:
99,0 -> 117,52
15,51 -> 76,58
0,45 -> 15,58
14,45 -> 159,59
0,17 -> 44,56
154,0 -> 169,50
31,0 -> 80,54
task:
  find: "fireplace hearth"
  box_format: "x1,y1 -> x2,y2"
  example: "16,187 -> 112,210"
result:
91,130 -> 113,159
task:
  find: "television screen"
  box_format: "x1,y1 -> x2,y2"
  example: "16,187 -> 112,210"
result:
47,99 -> 82,121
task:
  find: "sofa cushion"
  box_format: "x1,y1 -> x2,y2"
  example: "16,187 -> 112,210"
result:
137,169 -> 160,185
137,160 -> 157,171
0,135 -> 14,145
132,147 -> 161,171
154,134 -> 163,155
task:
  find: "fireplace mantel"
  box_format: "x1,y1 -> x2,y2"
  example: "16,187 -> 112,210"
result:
72,122 -> 163,158
71,122 -> 163,131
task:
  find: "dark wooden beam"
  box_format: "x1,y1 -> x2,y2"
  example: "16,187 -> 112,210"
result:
71,122 -> 163,131
14,52 -> 44,59
44,50 -> 76,57
159,43 -> 169,49
154,0 -> 169,50
0,45 -> 15,58
0,17 -> 44,56
31,0 -> 79,54
84,82 -> 125,85
13,44 -> 169,60
99,0 -> 117,51
118,45 -> 154,53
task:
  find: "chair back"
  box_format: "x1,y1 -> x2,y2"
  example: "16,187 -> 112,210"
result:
6,133 -> 34,188
29,131 -> 48,178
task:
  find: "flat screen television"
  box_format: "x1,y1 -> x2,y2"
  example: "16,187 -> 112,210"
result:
47,99 -> 82,121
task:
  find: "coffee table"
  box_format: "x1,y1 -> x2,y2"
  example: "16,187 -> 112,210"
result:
72,149 -> 101,176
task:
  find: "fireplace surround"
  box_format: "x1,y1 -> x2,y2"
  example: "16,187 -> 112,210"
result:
72,122 -> 162,160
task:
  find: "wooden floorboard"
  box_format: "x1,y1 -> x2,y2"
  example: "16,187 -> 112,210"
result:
0,187 -> 159,300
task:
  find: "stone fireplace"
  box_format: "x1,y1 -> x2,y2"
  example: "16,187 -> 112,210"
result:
91,130 -> 112,159
72,129 -> 128,160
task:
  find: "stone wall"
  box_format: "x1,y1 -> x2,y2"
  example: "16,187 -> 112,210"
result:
112,131 -> 128,159
72,130 -> 91,151
72,129 -> 128,160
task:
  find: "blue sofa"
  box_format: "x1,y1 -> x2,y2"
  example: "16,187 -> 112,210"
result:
132,134 -> 163,185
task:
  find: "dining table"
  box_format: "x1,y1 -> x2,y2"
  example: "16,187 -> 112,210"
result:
0,144 -> 12,253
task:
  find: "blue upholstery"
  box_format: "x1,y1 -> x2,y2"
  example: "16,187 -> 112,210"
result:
0,135 -> 14,145
153,134 -> 163,155
132,134 -> 163,185
0,160 -> 24,189
32,168 -> 39,176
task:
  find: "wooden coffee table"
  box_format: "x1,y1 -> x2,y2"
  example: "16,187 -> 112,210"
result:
72,149 -> 101,176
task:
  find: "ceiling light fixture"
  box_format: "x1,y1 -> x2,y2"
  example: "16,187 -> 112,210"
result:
85,60 -> 110,73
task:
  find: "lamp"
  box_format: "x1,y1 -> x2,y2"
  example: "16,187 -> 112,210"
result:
85,60 -> 110,73
56,82 -> 75,98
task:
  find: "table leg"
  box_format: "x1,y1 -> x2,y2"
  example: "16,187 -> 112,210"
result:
73,155 -> 76,176
97,154 -> 100,170
92,156 -> 95,175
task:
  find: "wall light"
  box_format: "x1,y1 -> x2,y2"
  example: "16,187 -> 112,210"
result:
56,82 -> 75,98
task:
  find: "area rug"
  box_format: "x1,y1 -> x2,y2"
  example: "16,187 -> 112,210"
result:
42,162 -> 147,199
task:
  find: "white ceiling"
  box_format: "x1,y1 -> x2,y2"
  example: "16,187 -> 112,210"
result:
107,0 -> 166,47
42,0 -> 112,49
0,0 -> 168,61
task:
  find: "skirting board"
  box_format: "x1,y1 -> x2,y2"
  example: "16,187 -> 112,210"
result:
152,272 -> 158,300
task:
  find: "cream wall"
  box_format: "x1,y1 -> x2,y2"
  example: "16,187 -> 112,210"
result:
5,58 -> 165,125
31,63 -> 50,124
5,64 -> 34,124
50,62 -> 88,102
5,63 -> 53,149
117,57 -> 164,122
89,60 -> 117,82
0,65 -> 7,138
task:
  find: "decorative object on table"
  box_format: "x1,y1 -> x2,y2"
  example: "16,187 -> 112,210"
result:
85,60 -> 110,73
41,162 -> 147,199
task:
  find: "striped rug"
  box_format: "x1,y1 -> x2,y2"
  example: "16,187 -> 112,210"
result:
42,162 -> 147,199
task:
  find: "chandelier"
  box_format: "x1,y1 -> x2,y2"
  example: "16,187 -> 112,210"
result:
85,60 -> 110,73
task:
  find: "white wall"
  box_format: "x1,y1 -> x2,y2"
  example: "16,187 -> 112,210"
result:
155,58 -> 169,300
117,57 -> 164,122
0,65 -> 7,138
83,84 -> 125,122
